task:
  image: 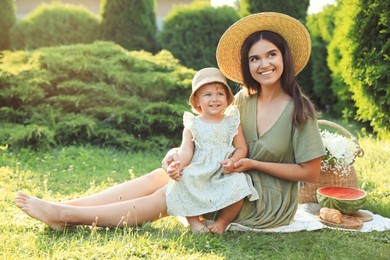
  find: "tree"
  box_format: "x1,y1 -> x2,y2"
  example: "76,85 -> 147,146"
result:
239,0 -> 310,22
306,6 -> 338,114
158,3 -> 239,70
0,0 -> 16,50
10,3 -> 100,50
100,0 -> 157,52
337,0 -> 389,136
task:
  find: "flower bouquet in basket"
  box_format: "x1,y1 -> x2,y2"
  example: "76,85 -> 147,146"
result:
298,120 -> 364,204
320,129 -> 360,176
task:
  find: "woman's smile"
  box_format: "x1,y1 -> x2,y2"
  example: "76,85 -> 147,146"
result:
248,39 -> 283,87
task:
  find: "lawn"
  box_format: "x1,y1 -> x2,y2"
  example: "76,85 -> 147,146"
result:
1,136 -> 389,259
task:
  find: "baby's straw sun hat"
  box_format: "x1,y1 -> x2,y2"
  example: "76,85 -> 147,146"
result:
189,67 -> 234,108
216,12 -> 311,84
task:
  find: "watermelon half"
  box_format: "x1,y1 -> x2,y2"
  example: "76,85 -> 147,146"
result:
316,186 -> 366,215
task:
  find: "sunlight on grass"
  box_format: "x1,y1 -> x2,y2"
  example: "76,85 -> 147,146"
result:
1,140 -> 389,258
354,138 -> 390,217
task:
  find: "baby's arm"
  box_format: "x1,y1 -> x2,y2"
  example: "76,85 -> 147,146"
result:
221,125 -> 247,173
177,127 -> 194,168
165,128 -> 193,181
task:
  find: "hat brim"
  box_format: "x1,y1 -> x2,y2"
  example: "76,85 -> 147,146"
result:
216,12 -> 311,84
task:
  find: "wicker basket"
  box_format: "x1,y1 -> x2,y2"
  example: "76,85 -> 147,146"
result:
298,120 -> 364,204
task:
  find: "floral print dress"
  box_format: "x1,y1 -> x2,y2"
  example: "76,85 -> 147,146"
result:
165,105 -> 259,217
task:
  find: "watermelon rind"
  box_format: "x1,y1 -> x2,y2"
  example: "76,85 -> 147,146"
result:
316,186 -> 366,215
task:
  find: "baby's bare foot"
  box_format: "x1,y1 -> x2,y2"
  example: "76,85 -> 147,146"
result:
187,218 -> 210,234
15,191 -> 69,230
208,221 -> 227,235
191,223 -> 210,234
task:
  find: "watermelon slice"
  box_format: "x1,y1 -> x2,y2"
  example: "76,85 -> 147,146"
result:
316,186 -> 366,215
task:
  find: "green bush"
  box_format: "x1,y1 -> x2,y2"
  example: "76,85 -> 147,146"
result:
327,0 -> 389,136
0,0 -> 16,50
306,6 -> 338,115
158,3 -> 239,70
0,123 -> 55,150
100,0 -> 157,52
10,2 -> 100,50
239,0 -> 310,21
326,2 -> 357,121
345,0 -> 390,137
0,41 -> 195,151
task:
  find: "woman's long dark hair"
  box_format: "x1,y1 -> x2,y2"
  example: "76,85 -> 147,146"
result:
240,30 -> 317,128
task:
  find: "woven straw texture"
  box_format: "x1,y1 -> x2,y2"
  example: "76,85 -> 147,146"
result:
216,12 -> 311,84
298,120 -> 364,204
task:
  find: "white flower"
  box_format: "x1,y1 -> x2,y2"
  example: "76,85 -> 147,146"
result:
320,130 -> 360,176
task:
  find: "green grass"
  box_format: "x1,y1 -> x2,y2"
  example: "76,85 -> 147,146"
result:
1,139 -> 389,259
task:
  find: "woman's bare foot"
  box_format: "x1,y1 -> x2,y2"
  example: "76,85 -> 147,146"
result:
208,220 -> 228,235
15,191 -> 72,230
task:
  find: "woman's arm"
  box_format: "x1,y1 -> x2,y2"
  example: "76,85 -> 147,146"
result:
233,157 -> 322,183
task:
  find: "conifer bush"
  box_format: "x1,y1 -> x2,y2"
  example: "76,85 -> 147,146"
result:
0,42 -> 194,150
0,0 -> 16,50
100,0 -> 157,52
240,0 -> 310,21
345,0 -> 389,137
158,4 -> 239,70
306,6 -> 338,115
10,2 -> 100,50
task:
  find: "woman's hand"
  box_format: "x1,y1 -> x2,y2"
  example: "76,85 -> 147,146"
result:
232,158 -> 253,172
161,148 -> 179,172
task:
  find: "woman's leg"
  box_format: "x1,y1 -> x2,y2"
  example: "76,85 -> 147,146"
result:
15,188 -> 168,230
63,168 -> 170,206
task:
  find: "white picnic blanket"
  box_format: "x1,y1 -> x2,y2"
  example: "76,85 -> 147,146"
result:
225,203 -> 390,233
177,204 -> 390,232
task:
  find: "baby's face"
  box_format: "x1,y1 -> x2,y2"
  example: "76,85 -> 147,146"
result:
194,83 -> 228,117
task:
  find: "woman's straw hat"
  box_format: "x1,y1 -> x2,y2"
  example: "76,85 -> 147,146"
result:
189,67 -> 234,108
216,12 -> 311,84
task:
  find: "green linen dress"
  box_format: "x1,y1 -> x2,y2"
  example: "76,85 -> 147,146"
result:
230,90 -> 326,229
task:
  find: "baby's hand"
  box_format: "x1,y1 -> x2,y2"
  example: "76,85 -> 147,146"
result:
167,161 -> 182,181
220,159 -> 235,174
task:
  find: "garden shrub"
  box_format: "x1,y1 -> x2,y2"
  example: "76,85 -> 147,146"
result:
327,0 -> 389,136
1,123 -> 55,150
158,3 -> 239,70
306,6 -> 338,115
0,41 -> 195,151
100,0 -> 157,52
10,2 -> 100,50
240,0 -> 310,22
0,0 -> 16,50
345,0 -> 390,137
326,2 -> 357,121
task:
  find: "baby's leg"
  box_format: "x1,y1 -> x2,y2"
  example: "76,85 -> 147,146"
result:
208,199 -> 243,235
63,168 -> 170,206
15,188 -> 168,230
186,216 -> 209,234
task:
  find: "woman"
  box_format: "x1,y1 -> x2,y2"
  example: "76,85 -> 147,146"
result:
16,12 -> 325,231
